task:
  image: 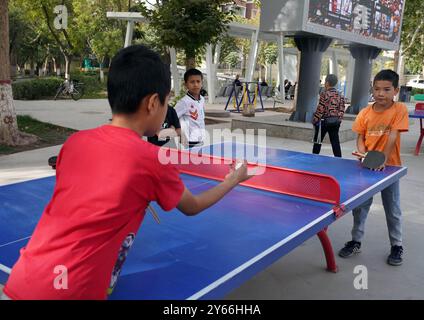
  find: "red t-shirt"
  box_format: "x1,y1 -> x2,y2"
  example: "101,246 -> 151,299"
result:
4,125 -> 184,300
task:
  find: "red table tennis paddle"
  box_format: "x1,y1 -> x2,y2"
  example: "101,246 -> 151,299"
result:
352,151 -> 386,170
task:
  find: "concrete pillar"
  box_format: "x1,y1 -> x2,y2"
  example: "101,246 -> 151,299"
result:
349,45 -> 381,114
277,33 -> 285,102
290,37 -> 332,122
345,55 -> 355,101
169,47 -> 180,95
124,21 -> 134,47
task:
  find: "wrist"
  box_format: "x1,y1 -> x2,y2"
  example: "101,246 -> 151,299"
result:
223,176 -> 238,188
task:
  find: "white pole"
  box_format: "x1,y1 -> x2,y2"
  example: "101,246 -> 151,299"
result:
330,50 -> 339,78
277,32 -> 285,102
169,47 -> 180,96
124,21 -> 134,48
246,28 -> 259,82
206,44 -> 215,104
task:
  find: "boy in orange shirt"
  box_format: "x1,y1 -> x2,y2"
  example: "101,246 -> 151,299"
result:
339,70 -> 409,266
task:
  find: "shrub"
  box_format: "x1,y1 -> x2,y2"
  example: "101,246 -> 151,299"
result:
12,77 -> 63,100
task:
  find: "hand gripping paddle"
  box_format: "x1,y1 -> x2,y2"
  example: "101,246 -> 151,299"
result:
352,151 -> 386,170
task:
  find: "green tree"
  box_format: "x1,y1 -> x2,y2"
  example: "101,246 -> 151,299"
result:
139,0 -> 234,69
397,0 -> 424,77
257,42 -> 278,81
73,1 -> 126,81
10,0 -> 84,79
223,51 -> 240,74
9,3 -> 57,77
1,0 -> 37,146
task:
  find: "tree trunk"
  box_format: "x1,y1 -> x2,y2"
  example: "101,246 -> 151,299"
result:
241,52 -> 247,78
185,57 -> 196,69
393,50 -> 399,73
162,49 -> 171,66
10,49 -> 17,80
185,46 -> 197,70
397,48 -> 406,87
30,60 -> 35,77
64,54 -> 71,80
52,57 -> 57,73
0,0 -> 37,146
99,58 -> 105,83
43,57 -> 49,76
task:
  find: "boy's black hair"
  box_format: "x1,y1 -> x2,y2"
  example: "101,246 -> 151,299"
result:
107,45 -> 171,114
373,69 -> 399,88
184,68 -> 203,82
325,74 -> 338,87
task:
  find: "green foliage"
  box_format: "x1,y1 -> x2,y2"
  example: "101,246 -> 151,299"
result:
72,1 -> 124,66
11,72 -> 106,100
12,77 -> 62,100
8,0 -> 131,76
258,42 -> 278,66
401,0 -> 424,75
224,51 -> 240,68
411,88 -> 424,96
8,3 -> 59,71
138,0 -> 234,66
70,71 -> 106,98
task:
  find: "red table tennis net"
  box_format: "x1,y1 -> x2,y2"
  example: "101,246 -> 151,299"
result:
159,148 -> 341,205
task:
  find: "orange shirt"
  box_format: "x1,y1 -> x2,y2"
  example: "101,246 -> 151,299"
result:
352,102 -> 409,166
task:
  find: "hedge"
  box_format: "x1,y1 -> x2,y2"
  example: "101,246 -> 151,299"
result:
12,77 -> 63,100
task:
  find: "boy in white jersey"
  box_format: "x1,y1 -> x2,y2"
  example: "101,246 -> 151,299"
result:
175,68 -> 206,148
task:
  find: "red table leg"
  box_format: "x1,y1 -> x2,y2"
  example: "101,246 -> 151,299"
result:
415,118 -> 424,156
317,229 -> 338,273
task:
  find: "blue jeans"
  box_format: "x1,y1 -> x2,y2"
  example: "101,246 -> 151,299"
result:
351,181 -> 402,247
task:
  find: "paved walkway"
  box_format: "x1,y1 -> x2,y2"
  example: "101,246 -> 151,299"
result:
1,98 -> 423,299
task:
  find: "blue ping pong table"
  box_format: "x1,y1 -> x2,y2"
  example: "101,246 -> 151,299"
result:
0,142 -> 407,299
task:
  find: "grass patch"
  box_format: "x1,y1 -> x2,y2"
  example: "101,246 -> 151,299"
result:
0,115 -> 77,156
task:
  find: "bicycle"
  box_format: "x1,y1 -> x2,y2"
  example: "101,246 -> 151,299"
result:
54,79 -> 84,101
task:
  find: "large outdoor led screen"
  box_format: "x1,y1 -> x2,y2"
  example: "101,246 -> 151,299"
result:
306,0 -> 404,48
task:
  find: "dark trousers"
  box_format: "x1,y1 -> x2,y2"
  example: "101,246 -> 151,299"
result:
188,141 -> 202,149
312,123 -> 342,157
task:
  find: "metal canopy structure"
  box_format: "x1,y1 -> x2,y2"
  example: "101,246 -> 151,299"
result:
106,11 -> 392,105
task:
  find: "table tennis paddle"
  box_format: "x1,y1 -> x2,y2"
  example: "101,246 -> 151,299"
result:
352,151 -> 386,170
157,128 -> 178,141
48,156 -> 57,169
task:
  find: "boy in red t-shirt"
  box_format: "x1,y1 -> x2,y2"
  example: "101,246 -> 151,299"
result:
2,45 -> 251,300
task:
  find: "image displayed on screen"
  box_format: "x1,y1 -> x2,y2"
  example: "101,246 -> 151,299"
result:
308,0 -> 403,43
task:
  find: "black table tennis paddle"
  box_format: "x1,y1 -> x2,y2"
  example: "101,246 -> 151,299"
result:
48,156 -> 57,169
352,151 -> 386,170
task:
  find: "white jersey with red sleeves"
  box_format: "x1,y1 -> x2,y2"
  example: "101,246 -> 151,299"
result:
174,93 -> 206,143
